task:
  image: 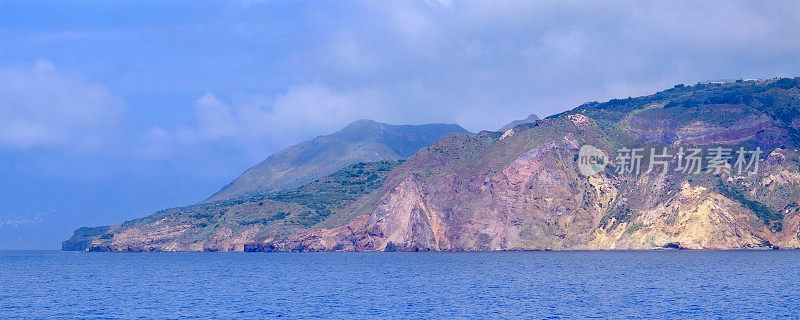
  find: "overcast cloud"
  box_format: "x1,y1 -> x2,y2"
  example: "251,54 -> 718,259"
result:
1,0 -> 799,249
0,59 -> 123,150
4,1 -> 800,156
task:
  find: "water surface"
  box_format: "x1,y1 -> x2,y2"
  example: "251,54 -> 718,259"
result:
2,250 -> 799,319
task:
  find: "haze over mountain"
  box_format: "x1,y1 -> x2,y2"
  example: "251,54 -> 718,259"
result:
64,78 -> 800,252
205,120 -> 470,202
498,114 -> 540,132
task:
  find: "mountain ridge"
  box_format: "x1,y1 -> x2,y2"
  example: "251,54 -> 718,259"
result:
205,119 -> 470,202
64,77 -> 800,252
498,113 -> 540,132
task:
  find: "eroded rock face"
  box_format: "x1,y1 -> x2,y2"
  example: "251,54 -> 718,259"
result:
255,79 -> 800,252
278,127 -> 797,252
589,182 -> 769,249
360,134 -> 603,251
623,106 -> 775,146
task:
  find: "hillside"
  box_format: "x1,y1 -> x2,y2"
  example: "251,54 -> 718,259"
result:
65,78 -> 800,251
205,120 -> 469,202
63,161 -> 403,252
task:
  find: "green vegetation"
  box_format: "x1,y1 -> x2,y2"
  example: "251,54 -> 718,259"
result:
61,226 -> 111,251
82,160 -> 405,246
715,180 -> 783,231
269,211 -> 290,221
558,78 -> 799,139
625,223 -> 642,235
264,160 -> 403,227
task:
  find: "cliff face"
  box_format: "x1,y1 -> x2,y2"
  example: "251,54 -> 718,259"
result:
274,117 -> 799,251
64,78 -> 800,252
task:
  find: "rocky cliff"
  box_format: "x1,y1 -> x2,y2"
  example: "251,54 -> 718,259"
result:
64,78 -> 800,251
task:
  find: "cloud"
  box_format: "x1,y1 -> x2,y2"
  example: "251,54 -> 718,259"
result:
141,85 -> 385,159
0,59 -> 124,150
283,1 -> 800,130
3,2 -> 798,160
183,93 -> 238,142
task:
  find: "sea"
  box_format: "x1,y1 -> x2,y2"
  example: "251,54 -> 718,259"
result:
2,250 -> 799,319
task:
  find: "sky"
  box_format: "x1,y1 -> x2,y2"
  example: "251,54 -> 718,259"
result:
1,1 -> 799,249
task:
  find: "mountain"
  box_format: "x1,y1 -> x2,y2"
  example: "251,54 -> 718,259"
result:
204,120 -> 470,202
63,160 -> 404,252
64,78 -> 800,251
498,113 -> 539,132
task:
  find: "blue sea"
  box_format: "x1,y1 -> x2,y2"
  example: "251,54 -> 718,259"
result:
2,250 -> 799,319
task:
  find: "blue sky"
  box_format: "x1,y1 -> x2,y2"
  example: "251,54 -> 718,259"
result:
1,1 -> 799,249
